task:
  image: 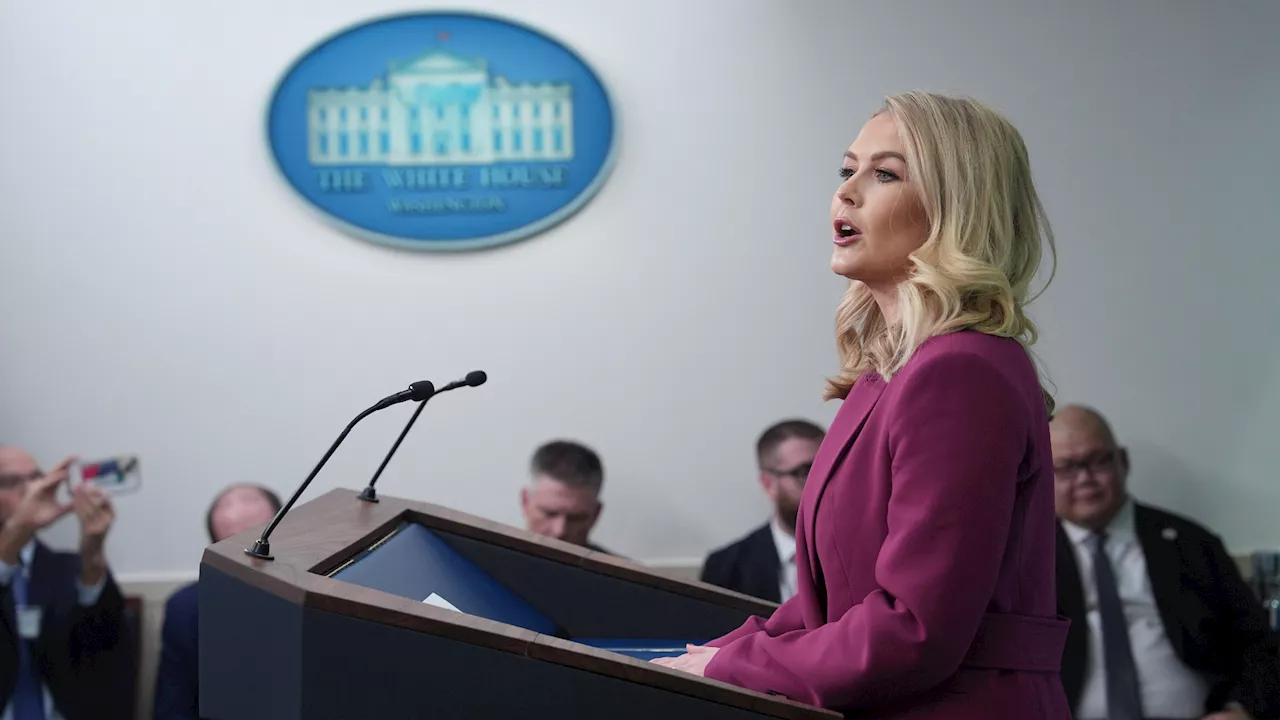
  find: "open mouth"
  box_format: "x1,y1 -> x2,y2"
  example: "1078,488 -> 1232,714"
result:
833,219 -> 861,239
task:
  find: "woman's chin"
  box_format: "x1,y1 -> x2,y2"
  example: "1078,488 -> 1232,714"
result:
830,246 -> 861,279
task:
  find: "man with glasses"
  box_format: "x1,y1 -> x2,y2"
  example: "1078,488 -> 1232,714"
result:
1051,405 -> 1279,720
700,420 -> 825,603
0,445 -> 132,719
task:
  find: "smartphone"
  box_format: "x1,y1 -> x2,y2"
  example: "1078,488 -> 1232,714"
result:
71,455 -> 142,494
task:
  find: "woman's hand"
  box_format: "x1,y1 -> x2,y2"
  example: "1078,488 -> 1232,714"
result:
649,644 -> 719,677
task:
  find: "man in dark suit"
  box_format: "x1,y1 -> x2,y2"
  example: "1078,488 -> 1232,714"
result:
1051,405 -> 1280,720
0,445 -> 133,720
700,420 -> 825,603
153,484 -> 281,720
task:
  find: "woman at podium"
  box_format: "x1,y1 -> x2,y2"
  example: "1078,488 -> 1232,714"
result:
654,91 -> 1071,718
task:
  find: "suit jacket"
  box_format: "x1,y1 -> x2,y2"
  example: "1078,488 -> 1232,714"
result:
704,331 -> 1071,718
1056,504 -> 1280,719
0,542 -> 134,720
154,581 -> 201,720
700,524 -> 782,603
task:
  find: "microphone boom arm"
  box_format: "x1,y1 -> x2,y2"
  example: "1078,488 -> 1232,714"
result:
244,379 -> 435,561
357,399 -> 429,503
356,369 -> 487,503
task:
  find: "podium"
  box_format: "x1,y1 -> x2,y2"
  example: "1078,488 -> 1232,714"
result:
198,488 -> 840,719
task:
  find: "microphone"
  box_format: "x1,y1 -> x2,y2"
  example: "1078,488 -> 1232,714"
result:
437,369 -> 488,393
356,370 -> 488,504
244,380 -> 436,561
371,380 -> 437,411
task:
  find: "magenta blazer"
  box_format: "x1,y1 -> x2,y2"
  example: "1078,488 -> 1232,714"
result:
705,331 -> 1071,718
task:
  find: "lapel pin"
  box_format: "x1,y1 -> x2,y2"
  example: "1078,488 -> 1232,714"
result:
1162,527 -> 1178,541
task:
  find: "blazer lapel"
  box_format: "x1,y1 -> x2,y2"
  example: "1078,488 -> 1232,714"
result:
801,372 -> 886,582
1134,503 -> 1186,657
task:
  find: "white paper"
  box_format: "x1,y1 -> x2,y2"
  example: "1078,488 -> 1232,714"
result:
422,593 -> 461,612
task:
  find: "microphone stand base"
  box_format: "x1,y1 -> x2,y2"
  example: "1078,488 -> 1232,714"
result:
356,486 -> 380,503
244,540 -> 274,561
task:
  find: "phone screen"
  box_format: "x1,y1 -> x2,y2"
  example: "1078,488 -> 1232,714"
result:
74,455 -> 142,494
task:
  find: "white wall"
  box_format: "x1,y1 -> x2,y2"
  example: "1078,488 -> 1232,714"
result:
1,0 -> 1277,580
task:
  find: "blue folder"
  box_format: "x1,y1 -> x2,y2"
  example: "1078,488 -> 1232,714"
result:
331,522 -> 560,636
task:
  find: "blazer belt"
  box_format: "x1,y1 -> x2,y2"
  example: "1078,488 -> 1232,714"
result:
960,612 -> 1070,673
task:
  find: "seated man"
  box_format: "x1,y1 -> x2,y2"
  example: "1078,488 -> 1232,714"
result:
0,444 -> 133,720
1051,405 -> 1280,720
519,440 -> 611,553
153,484 -> 282,720
700,420 -> 824,603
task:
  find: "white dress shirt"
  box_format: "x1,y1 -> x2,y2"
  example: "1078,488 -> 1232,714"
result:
0,540 -> 107,720
770,519 -> 797,603
1062,499 -> 1213,720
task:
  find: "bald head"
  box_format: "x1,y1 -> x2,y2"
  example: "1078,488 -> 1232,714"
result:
206,484 -> 281,544
0,445 -> 37,474
1051,405 -> 1117,448
1050,404 -> 1129,531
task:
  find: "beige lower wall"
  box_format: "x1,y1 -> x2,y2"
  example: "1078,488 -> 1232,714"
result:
118,554 -> 1259,720
120,576 -> 194,720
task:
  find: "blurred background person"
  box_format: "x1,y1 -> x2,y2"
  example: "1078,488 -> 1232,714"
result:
1051,406 -> 1280,720
0,445 -> 133,720
153,485 -> 281,720
701,420 -> 825,602
520,440 -> 611,553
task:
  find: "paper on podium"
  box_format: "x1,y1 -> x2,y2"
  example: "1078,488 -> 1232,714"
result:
423,593 -> 462,612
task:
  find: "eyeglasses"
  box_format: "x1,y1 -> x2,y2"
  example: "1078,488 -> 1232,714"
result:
0,469 -> 41,491
1053,449 -> 1121,481
765,462 -> 813,484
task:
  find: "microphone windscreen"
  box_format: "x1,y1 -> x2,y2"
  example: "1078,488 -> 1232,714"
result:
408,380 -> 436,401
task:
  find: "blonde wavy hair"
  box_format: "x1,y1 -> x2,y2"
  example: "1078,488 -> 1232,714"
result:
823,91 -> 1056,411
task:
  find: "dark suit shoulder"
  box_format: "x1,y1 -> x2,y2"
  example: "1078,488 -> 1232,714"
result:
701,523 -> 782,602
702,523 -> 776,583
704,524 -> 773,566
1135,502 -> 1222,544
165,581 -> 199,612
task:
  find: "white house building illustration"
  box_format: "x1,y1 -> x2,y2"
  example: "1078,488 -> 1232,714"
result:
306,50 -> 574,165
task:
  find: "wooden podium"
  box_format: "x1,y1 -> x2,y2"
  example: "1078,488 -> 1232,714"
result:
198,488 -> 839,719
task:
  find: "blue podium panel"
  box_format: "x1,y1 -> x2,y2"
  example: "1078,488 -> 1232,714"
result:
572,638 -> 714,661
330,521 -> 560,636
200,565 -> 819,720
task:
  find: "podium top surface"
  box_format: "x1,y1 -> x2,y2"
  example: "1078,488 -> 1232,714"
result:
201,488 -> 840,720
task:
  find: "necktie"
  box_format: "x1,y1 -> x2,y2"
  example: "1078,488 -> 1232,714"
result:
11,562 -> 47,720
1093,532 -> 1143,720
